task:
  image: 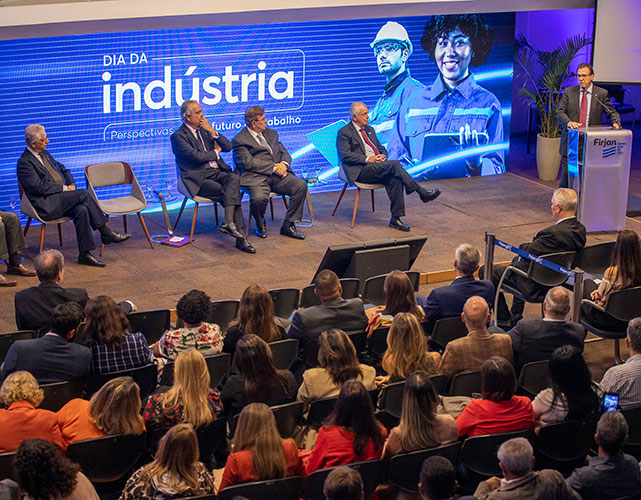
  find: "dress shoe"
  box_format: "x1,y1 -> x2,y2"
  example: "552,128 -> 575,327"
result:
219,222 -> 244,239
280,225 -> 305,240
0,274 -> 16,287
6,264 -> 36,277
389,217 -> 410,232
78,252 -> 106,267
255,224 -> 268,239
418,187 -> 442,203
101,230 -> 131,245
235,237 -> 256,254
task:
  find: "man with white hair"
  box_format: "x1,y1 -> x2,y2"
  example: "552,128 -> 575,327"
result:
507,286 -> 585,368
17,124 -> 130,267
474,437 -> 580,499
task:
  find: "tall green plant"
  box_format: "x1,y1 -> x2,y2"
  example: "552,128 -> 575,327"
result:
514,33 -> 592,138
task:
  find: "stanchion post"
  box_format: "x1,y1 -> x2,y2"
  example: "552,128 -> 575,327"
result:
484,233 -> 495,280
573,270 -> 584,323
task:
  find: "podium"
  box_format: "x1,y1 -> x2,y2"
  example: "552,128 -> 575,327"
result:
567,126 -> 632,232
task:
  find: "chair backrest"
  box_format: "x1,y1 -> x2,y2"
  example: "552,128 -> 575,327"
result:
429,374 -> 448,395
300,278 -> 361,309
127,308 -> 171,345
304,459 -> 385,500
534,418 -> 597,474
85,162 -> 133,189
576,241 -> 616,277
231,401 -> 304,439
517,360 -> 549,399
0,330 -> 37,365
270,339 -> 300,370
18,182 -> 44,222
388,442 -> 462,493
218,475 -> 303,500
86,363 -> 158,400
604,286 -> 641,322
209,300 -> 240,334
268,288 -> 301,319
366,325 -> 390,357
526,251 -> 577,287
0,450 -> 17,482
299,285 -> 318,308
448,370 -> 483,397
430,317 -> 467,353
39,378 -> 85,412
379,380 -> 406,419
346,330 -> 366,354
459,429 -> 535,477
622,405 -> 641,459
195,417 -> 227,464
307,396 -> 339,429
162,352 -> 232,388
180,496 -> 217,500
362,271 -> 420,306
302,340 -> 320,370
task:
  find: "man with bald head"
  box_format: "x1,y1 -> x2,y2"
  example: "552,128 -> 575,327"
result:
438,296 -> 512,378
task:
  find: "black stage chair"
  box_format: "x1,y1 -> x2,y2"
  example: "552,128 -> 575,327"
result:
576,241 -> 615,277
429,317 -> 467,354
127,308 -> 170,345
208,300 -> 239,334
0,450 -> 17,481
534,418 -> 596,475
304,459 -> 385,500
160,352 -> 231,388
621,405 -> 641,459
448,370 -> 482,397
429,374 -> 448,395
218,476 -> 303,500
268,288 -> 300,319
0,330 -> 36,365
231,401 -> 304,439
39,378 -> 85,412
86,364 -> 157,401
270,339 -> 299,370
362,271 -> 420,306
517,360 -> 549,399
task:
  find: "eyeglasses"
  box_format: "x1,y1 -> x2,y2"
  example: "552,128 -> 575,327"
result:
577,73 -> 593,79
374,43 -> 403,56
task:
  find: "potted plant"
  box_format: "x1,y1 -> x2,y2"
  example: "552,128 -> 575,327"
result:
514,33 -> 592,181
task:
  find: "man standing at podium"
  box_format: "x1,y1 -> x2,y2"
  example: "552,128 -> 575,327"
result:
557,63 -> 621,188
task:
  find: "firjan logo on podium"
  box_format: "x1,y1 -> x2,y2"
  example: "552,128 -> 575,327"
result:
593,138 -> 625,159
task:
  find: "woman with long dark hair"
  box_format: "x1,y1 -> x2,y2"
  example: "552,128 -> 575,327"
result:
366,271 -> 424,334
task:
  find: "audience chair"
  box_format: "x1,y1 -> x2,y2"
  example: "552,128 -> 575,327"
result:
581,286 -> 641,364
534,418 -> 597,475
19,183 -> 71,253
304,459 -> 385,500
208,299 -> 239,334
0,450 -> 17,482
388,442 -> 462,494
362,271 -> 420,306
127,308 -> 171,345
492,251 -> 577,325
517,360 -> 550,399
268,288 -> 300,319
84,161 -> 154,256
195,417 -> 228,467
306,396 -> 339,429
622,405 -> 641,459
219,476 -> 303,500
299,277 -> 361,308
448,370 -> 483,397
429,317 -> 468,354
173,169 -> 223,244
346,329 -> 367,355
39,378 -> 85,412
429,374 -> 448,395
331,164 -> 385,228
379,380 -> 406,420
366,325 -> 390,358
576,241 -> 616,278
269,338 -> 299,370
612,493 -> 641,500
180,496 -> 216,500
160,352 -> 231,388
86,363 -> 157,401
0,330 -> 36,365
244,191 -> 290,237
301,339 -> 320,372
231,401 -> 304,439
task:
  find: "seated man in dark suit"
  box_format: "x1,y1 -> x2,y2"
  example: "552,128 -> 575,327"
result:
0,210 -> 36,287
2,301 -> 91,383
480,188 -> 586,327
232,106 -> 308,240
336,101 -> 441,232
417,243 -> 494,332
507,286 -> 585,369
17,124 -> 130,267
170,100 -> 254,253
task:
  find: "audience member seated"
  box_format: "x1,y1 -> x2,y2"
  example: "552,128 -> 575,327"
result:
438,297 -> 512,379
221,334 -> 297,417
15,439 -> 99,500
507,287 -> 585,369
153,290 -> 223,360
57,376 -> 145,447
532,346 -> 599,431
306,380 -> 387,473
456,356 -> 534,438
219,403 -> 306,491
298,329 -> 376,407
2,302 -> 91,384
382,371 -> 458,459
144,349 -> 223,432
600,317 -> 641,410
224,284 -> 286,356
418,456 -> 462,500
416,244 -> 495,332
376,313 -> 438,387
0,371 -> 64,452
288,270 -> 368,352
582,229 -> 641,331
119,423 -> 216,500
567,411 -> 641,500
323,466 -> 364,500
366,270 -> 425,334
473,437 -> 580,499
83,295 -> 151,375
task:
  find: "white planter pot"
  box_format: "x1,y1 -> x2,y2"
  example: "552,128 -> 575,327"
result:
536,134 -> 562,181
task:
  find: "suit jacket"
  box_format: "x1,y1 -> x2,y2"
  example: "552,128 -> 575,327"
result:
336,122 -> 388,185
15,282 -> 89,336
1,334 -> 91,384
438,330 -> 513,379
17,148 -> 76,220
507,318 -> 586,367
170,123 -> 233,197
474,470 -> 581,500
287,297 -> 368,347
232,127 -> 293,188
557,84 -> 621,155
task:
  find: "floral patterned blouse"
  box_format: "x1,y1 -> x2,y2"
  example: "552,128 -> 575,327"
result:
158,322 -> 224,360
119,461 -> 215,500
144,389 -> 224,430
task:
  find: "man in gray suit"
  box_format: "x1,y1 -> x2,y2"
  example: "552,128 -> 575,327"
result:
557,63 -> 620,188
232,106 -> 308,240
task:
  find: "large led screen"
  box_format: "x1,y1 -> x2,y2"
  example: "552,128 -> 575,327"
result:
0,13 -> 514,213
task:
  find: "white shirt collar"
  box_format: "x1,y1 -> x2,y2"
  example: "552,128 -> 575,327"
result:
27,146 -> 43,159
556,215 -> 576,225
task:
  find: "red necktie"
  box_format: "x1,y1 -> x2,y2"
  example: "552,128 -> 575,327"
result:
579,89 -> 588,126
360,128 -> 379,155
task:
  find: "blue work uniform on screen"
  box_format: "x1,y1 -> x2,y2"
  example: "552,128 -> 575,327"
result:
399,73 -> 505,178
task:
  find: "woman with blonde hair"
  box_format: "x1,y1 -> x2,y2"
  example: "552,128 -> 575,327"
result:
144,349 -> 223,431
297,329 -> 376,405
376,312 -> 438,386
366,271 -> 425,334
57,376 -> 145,447
219,403 -> 306,491
120,423 -> 215,499
0,371 -> 64,452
